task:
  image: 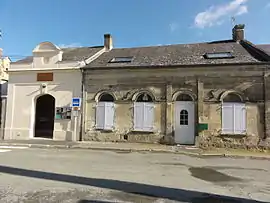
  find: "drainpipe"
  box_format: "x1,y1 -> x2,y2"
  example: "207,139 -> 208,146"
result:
263,69 -> 267,140
1,79 -> 8,140
79,67 -> 85,141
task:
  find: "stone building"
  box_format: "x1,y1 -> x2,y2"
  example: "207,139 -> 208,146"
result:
81,25 -> 270,148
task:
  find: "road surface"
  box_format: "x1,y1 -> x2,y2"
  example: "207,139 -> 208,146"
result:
0,146 -> 269,202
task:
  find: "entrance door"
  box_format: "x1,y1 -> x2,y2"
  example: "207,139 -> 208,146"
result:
34,94 -> 55,138
174,101 -> 195,145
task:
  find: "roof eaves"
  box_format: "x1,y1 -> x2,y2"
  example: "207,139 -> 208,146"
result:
82,61 -> 270,70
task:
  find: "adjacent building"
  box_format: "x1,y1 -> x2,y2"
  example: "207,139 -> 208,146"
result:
4,40 -> 106,141
0,48 -> 10,139
81,25 -> 270,148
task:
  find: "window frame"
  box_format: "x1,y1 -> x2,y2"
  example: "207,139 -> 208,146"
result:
180,110 -> 189,126
204,52 -> 234,59
109,57 -> 133,63
221,102 -> 246,135
133,102 -> 155,132
95,101 -> 115,131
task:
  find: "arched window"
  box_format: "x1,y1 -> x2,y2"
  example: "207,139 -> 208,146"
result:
221,92 -> 246,135
222,93 -> 242,103
136,93 -> 153,102
180,110 -> 188,125
176,93 -> 193,101
99,93 -> 115,102
134,92 -> 154,131
96,93 -> 115,130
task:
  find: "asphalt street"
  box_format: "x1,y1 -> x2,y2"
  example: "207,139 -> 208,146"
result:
0,146 -> 269,203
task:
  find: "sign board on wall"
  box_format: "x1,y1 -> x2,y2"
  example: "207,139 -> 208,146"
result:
37,72 -> 54,81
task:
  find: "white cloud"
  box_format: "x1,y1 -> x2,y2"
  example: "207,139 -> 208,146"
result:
169,22 -> 179,32
58,43 -> 82,48
194,0 -> 248,29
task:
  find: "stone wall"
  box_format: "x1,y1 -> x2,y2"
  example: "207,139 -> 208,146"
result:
83,64 -> 270,148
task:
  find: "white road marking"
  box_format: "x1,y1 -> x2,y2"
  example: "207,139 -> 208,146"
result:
0,149 -> 11,153
0,146 -> 29,149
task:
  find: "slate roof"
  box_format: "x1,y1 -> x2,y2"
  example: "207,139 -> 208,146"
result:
85,40 -> 265,69
256,44 -> 270,56
12,46 -> 104,64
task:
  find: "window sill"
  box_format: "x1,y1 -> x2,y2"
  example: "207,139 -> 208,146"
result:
132,129 -> 154,134
95,128 -> 114,132
219,133 -> 247,138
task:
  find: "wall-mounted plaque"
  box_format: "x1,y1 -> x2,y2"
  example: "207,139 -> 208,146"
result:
37,72 -> 53,82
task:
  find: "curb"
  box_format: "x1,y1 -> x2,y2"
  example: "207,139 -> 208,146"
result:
1,143 -> 270,160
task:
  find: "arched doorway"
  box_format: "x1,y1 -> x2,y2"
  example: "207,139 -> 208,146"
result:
34,94 -> 55,138
174,93 -> 195,145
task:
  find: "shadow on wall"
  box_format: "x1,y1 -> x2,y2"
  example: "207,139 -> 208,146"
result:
0,165 -> 266,203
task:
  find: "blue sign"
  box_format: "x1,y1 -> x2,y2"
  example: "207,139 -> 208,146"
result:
72,97 -> 81,107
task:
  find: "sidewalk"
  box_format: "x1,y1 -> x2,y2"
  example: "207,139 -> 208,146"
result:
1,139 -> 270,159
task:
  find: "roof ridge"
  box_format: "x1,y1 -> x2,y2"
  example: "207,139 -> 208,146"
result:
111,40 -> 236,50
61,45 -> 104,49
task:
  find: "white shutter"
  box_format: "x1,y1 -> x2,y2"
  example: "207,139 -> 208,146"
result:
222,103 -> 234,134
104,102 -> 114,130
134,102 -> 144,131
234,103 -> 246,134
96,102 -> 105,129
143,103 -> 154,131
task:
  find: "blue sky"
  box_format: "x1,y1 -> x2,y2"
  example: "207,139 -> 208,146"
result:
0,0 -> 270,60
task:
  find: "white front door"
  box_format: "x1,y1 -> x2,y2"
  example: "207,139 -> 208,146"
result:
174,101 -> 195,145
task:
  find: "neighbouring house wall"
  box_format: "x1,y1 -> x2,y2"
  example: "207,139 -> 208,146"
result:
83,65 -> 268,148
262,71 -> 270,148
0,57 -> 10,81
5,69 -> 81,141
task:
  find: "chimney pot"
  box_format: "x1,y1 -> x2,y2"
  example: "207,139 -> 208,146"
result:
104,34 -> 113,51
232,24 -> 245,41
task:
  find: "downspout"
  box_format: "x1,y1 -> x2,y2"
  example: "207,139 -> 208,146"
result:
264,68 -> 268,140
79,67 -> 85,141
1,79 -> 8,140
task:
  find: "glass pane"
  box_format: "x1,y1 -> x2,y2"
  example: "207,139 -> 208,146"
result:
180,110 -> 188,126
136,93 -> 153,102
205,52 -> 233,59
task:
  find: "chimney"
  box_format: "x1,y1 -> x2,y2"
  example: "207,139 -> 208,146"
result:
0,48 -> 3,57
232,24 -> 245,41
104,34 -> 113,51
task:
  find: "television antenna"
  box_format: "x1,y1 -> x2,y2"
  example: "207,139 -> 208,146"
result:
231,17 -> 236,27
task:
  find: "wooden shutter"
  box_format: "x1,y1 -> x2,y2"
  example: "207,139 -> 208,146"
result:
134,102 -> 144,131
143,103 -> 154,131
234,103 -> 246,134
222,103 -> 234,134
96,102 -> 105,129
104,102 -> 114,130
